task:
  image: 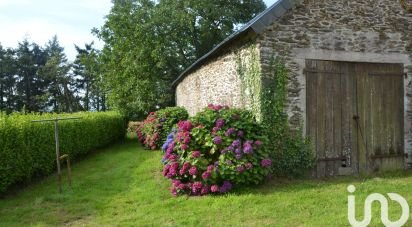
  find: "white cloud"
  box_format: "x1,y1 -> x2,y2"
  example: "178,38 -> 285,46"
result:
0,0 -> 111,61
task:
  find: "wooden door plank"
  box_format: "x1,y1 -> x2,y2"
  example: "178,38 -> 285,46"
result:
355,63 -> 366,173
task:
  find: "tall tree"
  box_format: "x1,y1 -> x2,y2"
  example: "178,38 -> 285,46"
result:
73,42 -> 106,111
39,35 -> 78,112
14,39 -> 48,112
0,45 -> 17,111
95,0 -> 266,117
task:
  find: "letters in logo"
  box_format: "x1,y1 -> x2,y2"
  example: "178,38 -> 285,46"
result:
347,185 -> 410,227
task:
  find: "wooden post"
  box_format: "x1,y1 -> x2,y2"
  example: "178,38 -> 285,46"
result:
54,120 -> 62,193
32,117 -> 81,193
59,154 -> 71,187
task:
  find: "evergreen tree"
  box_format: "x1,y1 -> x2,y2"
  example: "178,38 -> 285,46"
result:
14,39 -> 48,112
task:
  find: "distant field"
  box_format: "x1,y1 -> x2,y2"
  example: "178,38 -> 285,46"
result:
1,135 -> 411,226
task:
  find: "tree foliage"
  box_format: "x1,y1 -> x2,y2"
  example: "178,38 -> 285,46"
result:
95,0 -> 266,118
0,37 -> 106,113
73,42 -> 107,112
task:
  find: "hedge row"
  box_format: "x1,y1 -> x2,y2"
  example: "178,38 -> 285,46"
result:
0,111 -> 127,193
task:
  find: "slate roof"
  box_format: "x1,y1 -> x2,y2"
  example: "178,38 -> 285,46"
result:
172,0 -> 299,87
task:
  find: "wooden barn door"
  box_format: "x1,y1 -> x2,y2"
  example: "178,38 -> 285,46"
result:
356,63 -> 404,173
306,60 -> 404,177
306,60 -> 356,176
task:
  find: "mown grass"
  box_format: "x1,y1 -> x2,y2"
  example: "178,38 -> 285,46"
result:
1,135 -> 412,226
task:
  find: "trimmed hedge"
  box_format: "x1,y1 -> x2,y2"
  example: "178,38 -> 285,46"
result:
0,111 -> 126,193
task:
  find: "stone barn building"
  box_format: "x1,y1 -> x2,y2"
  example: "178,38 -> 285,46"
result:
172,0 -> 412,176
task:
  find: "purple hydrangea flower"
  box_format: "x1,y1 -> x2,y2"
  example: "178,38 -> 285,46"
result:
225,128 -> 235,136
235,154 -> 242,159
207,165 -> 215,172
214,136 -> 222,145
167,133 -> 174,140
219,181 -> 232,193
220,149 -> 228,154
254,140 -> 263,146
243,142 -> 253,154
235,148 -> 242,154
226,160 -> 233,166
237,130 -> 244,138
227,145 -> 235,152
232,139 -> 241,148
162,140 -> 170,151
261,159 -> 272,168
215,118 -> 225,128
237,165 -> 245,173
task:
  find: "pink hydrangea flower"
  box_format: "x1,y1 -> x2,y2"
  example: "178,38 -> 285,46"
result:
192,151 -> 201,158
201,185 -> 210,195
202,171 -> 211,180
189,166 -> 198,175
182,162 -> 191,170
210,185 -> 219,193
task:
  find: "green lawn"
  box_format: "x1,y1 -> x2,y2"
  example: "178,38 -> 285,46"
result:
1,135 -> 412,226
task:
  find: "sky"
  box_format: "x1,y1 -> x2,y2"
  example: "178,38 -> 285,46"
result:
0,0 -> 277,61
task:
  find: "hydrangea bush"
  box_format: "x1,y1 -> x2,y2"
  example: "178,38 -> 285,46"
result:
162,104 -> 272,196
136,107 -> 188,150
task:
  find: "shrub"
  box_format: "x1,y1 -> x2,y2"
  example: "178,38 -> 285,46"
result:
161,104 -> 272,196
272,132 -> 314,177
261,58 -> 315,177
0,111 -> 126,193
127,121 -> 140,133
136,107 -> 188,150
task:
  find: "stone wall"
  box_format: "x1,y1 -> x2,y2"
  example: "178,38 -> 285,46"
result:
176,40 -> 260,116
257,0 -> 412,160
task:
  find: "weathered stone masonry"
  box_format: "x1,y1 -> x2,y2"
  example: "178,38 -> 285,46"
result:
175,0 -> 412,165
176,40 -> 260,116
